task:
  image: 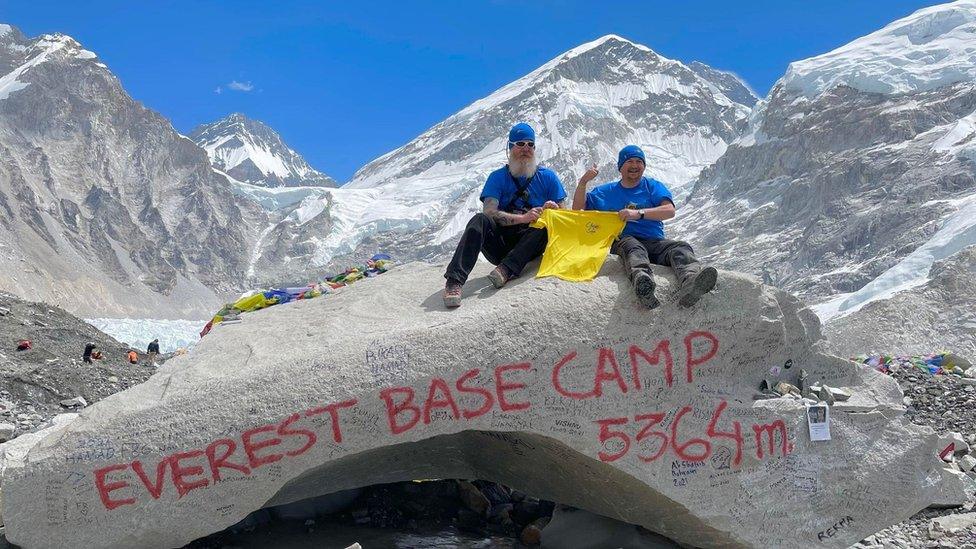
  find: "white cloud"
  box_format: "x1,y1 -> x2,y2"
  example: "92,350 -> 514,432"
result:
227,80 -> 254,92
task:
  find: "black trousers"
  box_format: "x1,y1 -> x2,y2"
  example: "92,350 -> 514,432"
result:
444,213 -> 547,285
611,236 -> 701,285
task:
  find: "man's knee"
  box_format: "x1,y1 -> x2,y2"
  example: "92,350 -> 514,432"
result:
614,236 -> 645,255
468,212 -> 492,228
523,227 -> 547,244
459,213 -> 493,240
670,240 -> 697,257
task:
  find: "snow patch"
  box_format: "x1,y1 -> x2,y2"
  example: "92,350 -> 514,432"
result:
932,108 -> 976,160
247,223 -> 276,279
203,134 -> 291,178
0,76 -> 29,101
879,100 -> 921,115
288,195 -> 327,225
434,191 -> 482,244
0,31 -> 71,101
227,176 -> 330,211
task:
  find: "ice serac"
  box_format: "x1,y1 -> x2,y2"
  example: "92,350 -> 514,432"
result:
0,262 -> 946,548
676,1 -> 976,313
249,34 -> 755,283
0,24 -> 265,318
190,113 -> 338,188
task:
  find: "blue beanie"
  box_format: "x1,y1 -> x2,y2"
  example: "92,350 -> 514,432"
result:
617,145 -> 646,170
508,123 -> 535,146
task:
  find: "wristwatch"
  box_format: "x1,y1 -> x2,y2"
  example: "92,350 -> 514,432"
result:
639,209 -> 645,220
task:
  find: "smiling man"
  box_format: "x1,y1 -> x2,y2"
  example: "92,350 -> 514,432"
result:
443,122 -> 567,308
572,145 -> 717,309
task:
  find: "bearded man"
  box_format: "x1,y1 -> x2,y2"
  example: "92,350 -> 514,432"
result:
443,122 -> 567,308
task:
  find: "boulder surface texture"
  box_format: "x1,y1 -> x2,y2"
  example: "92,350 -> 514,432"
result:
0,261 -> 945,548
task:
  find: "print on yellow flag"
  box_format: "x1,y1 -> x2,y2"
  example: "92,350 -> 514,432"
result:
530,209 -> 625,282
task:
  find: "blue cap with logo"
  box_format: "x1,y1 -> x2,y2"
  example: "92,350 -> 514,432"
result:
508,123 -> 536,148
617,145 -> 646,170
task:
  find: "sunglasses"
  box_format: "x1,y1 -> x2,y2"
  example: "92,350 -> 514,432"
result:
509,141 -> 535,148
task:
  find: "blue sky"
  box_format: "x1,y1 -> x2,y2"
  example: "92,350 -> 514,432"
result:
2,0 -> 938,182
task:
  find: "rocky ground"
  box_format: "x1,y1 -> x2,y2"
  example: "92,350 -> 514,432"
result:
854,365 -> 976,549
0,291 -> 156,440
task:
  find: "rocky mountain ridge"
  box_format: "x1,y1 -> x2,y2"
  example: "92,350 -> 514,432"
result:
0,24 -> 266,319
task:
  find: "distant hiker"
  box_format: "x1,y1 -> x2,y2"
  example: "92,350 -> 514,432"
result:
127,350 -> 138,364
572,145 -> 717,309
83,342 -> 96,364
443,122 -> 567,307
91,350 -> 104,360
146,339 -> 160,366
16,339 -> 32,351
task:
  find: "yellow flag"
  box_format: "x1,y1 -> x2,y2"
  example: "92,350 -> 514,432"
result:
530,209 -> 625,282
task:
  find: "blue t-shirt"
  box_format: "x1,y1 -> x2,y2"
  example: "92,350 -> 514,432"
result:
480,166 -> 567,213
584,177 -> 674,240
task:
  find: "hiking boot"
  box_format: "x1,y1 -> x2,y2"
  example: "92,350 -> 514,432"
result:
488,265 -> 511,289
677,266 -> 718,308
443,280 -> 463,308
633,272 -> 660,309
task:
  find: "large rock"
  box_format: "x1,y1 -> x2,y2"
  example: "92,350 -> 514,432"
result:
0,261 -> 948,548
0,413 -> 78,525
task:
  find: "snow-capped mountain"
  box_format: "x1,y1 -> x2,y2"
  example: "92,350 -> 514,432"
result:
675,0 -> 976,315
247,34 -> 756,282
191,113 -> 338,188
0,24 -> 265,318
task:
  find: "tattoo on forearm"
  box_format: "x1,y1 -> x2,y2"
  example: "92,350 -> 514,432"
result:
483,198 -> 522,226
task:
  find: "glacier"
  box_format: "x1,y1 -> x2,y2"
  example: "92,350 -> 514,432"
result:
85,318 -> 206,354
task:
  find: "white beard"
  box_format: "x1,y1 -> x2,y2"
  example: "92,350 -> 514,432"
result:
507,153 -> 538,178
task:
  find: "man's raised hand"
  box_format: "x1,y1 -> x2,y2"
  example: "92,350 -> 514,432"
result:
581,164 -> 599,185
